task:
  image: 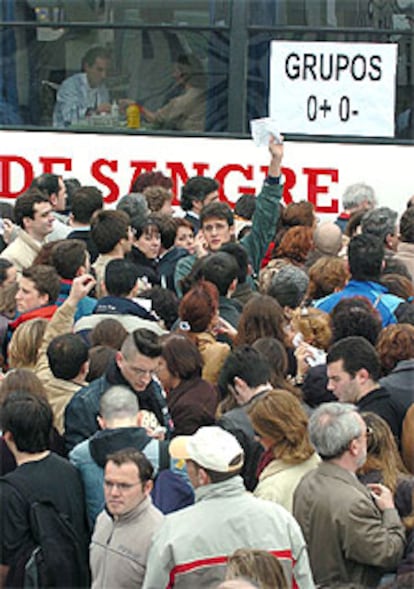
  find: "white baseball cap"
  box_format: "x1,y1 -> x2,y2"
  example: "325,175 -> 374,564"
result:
169,426 -> 244,473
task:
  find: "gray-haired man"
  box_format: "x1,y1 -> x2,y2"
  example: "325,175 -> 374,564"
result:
293,402 -> 405,588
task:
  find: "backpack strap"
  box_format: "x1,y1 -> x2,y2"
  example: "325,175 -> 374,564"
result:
158,440 -> 170,471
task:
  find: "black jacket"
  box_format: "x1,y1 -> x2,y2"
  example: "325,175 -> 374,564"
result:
127,246 -> 160,286
357,385 -> 407,444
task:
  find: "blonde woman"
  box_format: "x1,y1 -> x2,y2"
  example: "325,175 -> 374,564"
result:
225,548 -> 289,589
7,318 -> 47,369
248,389 -> 320,512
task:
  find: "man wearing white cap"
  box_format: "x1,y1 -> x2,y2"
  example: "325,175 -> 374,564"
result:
142,426 -> 314,589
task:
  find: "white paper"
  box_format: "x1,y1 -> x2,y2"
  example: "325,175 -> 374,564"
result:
250,117 -> 282,147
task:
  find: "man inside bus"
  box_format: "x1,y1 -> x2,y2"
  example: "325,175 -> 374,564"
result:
53,46 -> 111,128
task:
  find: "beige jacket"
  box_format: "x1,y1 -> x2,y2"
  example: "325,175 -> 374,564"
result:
90,496 -> 164,589
254,452 -> 320,513
0,230 -> 43,271
35,299 -> 83,434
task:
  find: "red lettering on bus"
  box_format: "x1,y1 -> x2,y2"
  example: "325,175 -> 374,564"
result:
216,164 -> 254,203
0,156 -> 33,197
303,168 -> 339,213
39,157 -> 72,175
91,159 -> 119,203
281,167 -> 296,204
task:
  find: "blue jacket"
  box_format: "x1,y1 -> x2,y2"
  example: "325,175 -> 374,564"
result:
314,280 -> 403,327
57,281 -> 97,322
69,427 -> 168,529
64,359 -> 173,452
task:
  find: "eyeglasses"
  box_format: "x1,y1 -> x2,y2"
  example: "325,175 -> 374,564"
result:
104,481 -> 141,492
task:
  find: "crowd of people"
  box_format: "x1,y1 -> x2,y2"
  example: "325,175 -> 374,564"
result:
0,135 -> 413,589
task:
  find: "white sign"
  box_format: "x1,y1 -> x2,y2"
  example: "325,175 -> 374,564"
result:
0,130 -> 412,220
270,41 -> 398,137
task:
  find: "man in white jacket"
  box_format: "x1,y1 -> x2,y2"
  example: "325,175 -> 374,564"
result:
142,426 -> 315,589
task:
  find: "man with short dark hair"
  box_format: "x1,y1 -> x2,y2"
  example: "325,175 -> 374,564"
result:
293,403 -> 405,588
64,328 -> 173,452
0,391 -> 90,587
180,176 -> 220,234
74,258 -> 165,339
174,137 -> 284,294
314,233 -> 404,326
51,239 -> 97,321
201,251 -> 241,328
220,242 -> 254,307
217,346 -> 272,490
34,274 -> 95,434
10,264 -> 61,330
142,426 -> 314,589
326,336 -> 407,443
31,173 -> 70,240
0,189 -> 54,271
90,448 -> 164,588
91,209 -> 133,297
67,186 -> 104,262
53,46 -> 111,128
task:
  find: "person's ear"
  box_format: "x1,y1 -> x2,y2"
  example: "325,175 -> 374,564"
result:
233,376 -> 247,396
97,415 -> 105,430
115,350 -> 123,371
143,479 -> 153,496
197,467 -> 210,486
348,437 -> 359,457
38,292 -> 50,307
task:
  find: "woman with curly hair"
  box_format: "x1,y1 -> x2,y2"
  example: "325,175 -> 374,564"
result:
271,226 -> 314,268
377,323 -> 414,410
247,389 -> 320,512
307,255 -> 349,302
376,323 -> 414,473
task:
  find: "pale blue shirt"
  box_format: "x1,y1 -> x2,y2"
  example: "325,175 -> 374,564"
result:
53,73 -> 110,128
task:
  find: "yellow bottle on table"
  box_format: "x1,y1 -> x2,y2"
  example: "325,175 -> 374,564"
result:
126,103 -> 141,129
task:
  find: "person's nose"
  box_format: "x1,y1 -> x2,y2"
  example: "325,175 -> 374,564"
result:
109,484 -> 121,496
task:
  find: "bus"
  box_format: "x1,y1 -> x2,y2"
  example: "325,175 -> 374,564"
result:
1,0 -> 414,216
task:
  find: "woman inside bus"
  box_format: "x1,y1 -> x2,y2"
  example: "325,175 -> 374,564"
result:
140,53 -> 206,132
